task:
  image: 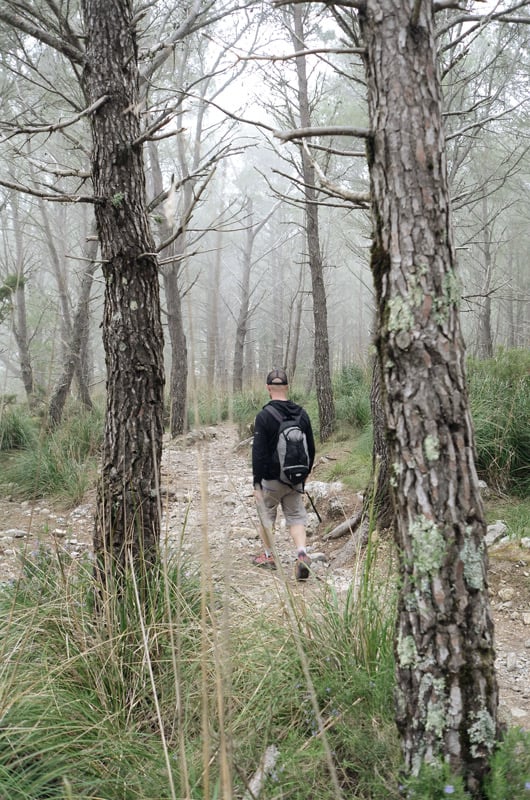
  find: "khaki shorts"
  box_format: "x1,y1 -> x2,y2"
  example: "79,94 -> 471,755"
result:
261,479 -> 307,528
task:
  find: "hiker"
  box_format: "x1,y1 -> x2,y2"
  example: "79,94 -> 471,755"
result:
252,367 -> 316,580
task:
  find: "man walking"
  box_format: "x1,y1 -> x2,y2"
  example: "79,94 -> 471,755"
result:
252,368 -> 316,580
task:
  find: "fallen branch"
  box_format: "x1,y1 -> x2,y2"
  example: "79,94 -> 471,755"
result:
243,745 -> 280,800
323,509 -> 363,540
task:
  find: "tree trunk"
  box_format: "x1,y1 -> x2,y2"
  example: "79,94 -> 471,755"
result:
164,264 -> 188,435
477,199 -> 494,359
11,196 -> 37,406
81,0 -> 165,583
232,214 -> 251,394
360,1 -> 499,795
232,197 -> 275,393
37,196 -> 72,353
206,228 -> 222,387
291,6 -> 335,440
286,274 -> 305,383
48,232 -> 97,427
147,141 -> 188,437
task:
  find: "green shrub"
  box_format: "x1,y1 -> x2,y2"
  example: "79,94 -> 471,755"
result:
58,401 -> 104,460
0,406 -> 37,451
333,365 -> 372,430
402,760 -> 468,798
186,388 -> 231,428
333,364 -> 369,397
486,727 -> 530,799
468,349 -> 530,497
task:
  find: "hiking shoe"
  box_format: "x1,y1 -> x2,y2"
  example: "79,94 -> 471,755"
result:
294,553 -> 311,581
252,552 -> 277,570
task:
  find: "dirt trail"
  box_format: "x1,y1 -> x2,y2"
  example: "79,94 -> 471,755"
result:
0,421 -> 529,729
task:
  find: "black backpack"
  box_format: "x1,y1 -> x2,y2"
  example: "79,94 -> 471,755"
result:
264,405 -> 310,487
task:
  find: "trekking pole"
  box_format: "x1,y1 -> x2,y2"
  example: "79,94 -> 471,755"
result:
305,490 -> 322,523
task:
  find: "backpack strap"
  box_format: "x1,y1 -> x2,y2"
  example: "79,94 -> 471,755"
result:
264,404 -> 304,426
263,404 -> 285,425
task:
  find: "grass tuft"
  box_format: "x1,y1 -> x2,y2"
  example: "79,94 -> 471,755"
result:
468,349 -> 530,497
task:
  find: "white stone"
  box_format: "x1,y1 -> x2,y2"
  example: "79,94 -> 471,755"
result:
499,586 -> 515,602
5,529 -> 27,538
486,521 -> 508,547
510,707 -> 529,719
506,652 -> 518,671
304,480 -> 344,499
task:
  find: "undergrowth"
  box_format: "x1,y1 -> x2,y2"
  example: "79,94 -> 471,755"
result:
0,533 -> 528,799
0,539 -> 401,800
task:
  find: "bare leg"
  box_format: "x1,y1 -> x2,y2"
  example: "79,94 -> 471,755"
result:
254,487 -> 275,550
289,523 -> 306,551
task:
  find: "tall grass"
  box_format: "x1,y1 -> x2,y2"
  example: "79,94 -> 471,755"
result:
468,349 -> 530,497
0,402 -> 103,505
185,388 -> 231,428
0,538 -> 403,800
2,538 -> 525,800
333,365 -> 372,431
0,405 -> 37,451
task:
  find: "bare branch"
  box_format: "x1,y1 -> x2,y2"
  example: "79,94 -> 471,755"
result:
302,141 -> 370,206
0,178 -> 93,203
437,1 -> 530,35
434,0 -> 468,11
274,125 -> 370,143
446,98 -> 529,141
273,0 -> 365,9
132,115 -> 185,147
154,165 -> 218,254
0,96 -> 109,143
240,46 -> 365,62
27,158 -> 91,180
307,143 -> 367,157
0,7 -> 84,64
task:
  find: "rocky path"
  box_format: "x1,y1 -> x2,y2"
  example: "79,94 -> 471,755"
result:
1,422 -> 529,730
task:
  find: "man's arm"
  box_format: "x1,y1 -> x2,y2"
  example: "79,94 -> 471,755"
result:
304,413 -> 316,472
252,412 -> 269,486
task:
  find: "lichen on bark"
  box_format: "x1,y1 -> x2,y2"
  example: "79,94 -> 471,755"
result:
410,516 -> 447,576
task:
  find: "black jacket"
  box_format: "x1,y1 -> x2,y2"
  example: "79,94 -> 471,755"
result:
252,399 -> 316,486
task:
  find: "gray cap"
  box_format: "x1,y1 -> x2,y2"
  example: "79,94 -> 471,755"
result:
266,368 -> 288,385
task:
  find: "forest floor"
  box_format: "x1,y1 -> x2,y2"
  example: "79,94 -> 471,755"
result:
0,421 -> 529,732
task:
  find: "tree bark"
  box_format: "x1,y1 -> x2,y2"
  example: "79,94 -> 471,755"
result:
360,1 -> 499,795
81,0 -> 165,582
290,6 -> 335,441
367,356 -> 394,530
